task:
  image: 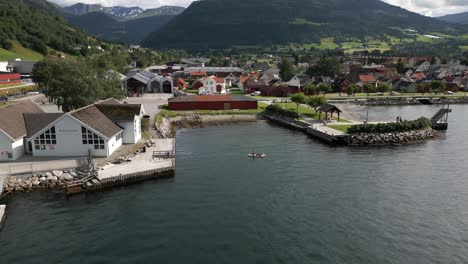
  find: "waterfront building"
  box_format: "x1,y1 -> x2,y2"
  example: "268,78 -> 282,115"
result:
0,99 -> 144,161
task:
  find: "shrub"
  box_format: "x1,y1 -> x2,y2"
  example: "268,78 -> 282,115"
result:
348,117 -> 431,134
265,104 -> 299,118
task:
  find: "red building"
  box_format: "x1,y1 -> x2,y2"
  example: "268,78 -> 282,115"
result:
168,95 -> 258,110
0,73 -> 21,85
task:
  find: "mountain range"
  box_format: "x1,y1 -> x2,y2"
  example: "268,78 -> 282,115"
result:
142,0 -> 466,49
63,3 -> 185,44
438,12 -> 468,25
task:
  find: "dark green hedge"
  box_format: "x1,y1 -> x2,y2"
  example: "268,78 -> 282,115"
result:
348,117 -> 431,134
265,104 -> 299,119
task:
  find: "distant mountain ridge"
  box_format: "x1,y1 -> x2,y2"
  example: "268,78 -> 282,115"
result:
65,5 -> 185,44
63,2 -> 184,20
438,12 -> 468,24
142,0 -> 465,49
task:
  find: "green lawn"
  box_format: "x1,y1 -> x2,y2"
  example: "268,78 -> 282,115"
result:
327,124 -> 354,133
156,102 -> 269,123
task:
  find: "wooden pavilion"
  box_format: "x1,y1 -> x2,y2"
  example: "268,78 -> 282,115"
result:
318,104 -> 343,122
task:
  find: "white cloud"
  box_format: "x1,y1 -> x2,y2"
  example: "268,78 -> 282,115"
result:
49,0 -> 468,16
382,0 -> 468,17
50,0 -> 195,9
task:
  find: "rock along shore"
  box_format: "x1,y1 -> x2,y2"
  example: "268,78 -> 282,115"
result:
341,128 -> 439,146
4,169 -> 84,193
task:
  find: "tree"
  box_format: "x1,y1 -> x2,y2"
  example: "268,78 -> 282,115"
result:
290,92 -> 306,110
430,80 -> 445,94
396,60 -> 406,74
363,83 -> 376,96
377,83 -> 390,94
307,96 -> 328,112
318,83 -> 332,95
279,59 -> 294,81
303,82 -> 316,96
347,84 -> 358,96
33,59 -> 125,112
306,57 -> 341,77
416,83 -> 426,95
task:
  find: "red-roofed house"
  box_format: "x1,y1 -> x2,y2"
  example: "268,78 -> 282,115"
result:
190,71 -> 207,78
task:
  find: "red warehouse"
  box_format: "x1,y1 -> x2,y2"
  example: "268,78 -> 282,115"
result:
0,73 -> 21,85
168,95 -> 258,110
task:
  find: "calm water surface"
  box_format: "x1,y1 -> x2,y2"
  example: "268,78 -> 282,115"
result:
1,105 -> 468,263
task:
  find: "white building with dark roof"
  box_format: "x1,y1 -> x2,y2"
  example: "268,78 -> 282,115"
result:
0,99 -> 144,160
0,100 -> 45,161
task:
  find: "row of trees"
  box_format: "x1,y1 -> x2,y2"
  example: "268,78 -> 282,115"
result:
290,93 -> 328,111
33,58 -> 125,112
279,57 -> 342,81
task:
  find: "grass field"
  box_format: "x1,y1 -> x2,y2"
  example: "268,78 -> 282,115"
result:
0,41 -> 43,61
327,124 -> 354,133
156,102 -> 269,123
0,85 -> 38,96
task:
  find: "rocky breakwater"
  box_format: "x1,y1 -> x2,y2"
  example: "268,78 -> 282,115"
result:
4,169 -> 82,193
342,128 -> 439,146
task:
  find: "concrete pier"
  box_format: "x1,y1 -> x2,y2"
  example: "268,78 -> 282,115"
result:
65,139 -> 176,195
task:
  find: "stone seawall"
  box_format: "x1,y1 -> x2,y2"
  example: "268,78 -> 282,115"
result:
4,169 -> 84,193
159,114 -> 258,138
341,129 -> 439,146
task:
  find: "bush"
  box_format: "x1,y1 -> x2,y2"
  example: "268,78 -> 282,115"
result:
348,117 -> 431,134
265,104 -> 299,118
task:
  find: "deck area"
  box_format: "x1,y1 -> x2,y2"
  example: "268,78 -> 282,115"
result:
98,139 -> 175,181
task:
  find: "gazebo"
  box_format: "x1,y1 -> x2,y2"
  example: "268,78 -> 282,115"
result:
318,104 -> 343,122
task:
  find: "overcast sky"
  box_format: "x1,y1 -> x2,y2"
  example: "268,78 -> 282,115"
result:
49,0 -> 468,17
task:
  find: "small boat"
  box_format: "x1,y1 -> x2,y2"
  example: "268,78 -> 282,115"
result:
248,153 -> 267,158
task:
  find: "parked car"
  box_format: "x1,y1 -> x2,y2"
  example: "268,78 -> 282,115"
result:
444,91 -> 454,95
251,91 -> 261,96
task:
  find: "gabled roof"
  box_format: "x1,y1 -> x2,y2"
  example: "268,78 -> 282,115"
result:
0,100 -> 45,140
70,105 -> 122,139
96,98 -> 122,105
190,71 -> 207,76
95,104 -> 142,122
23,113 -> 64,137
359,75 -> 377,82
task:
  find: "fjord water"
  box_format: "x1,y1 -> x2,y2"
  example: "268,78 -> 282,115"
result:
1,105 -> 468,263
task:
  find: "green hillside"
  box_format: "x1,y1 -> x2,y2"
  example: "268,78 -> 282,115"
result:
0,41 -> 44,60
142,0 -> 465,49
0,0 -> 98,58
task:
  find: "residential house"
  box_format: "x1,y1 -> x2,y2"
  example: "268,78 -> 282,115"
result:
357,74 -> 378,87
198,76 -> 229,94
415,61 -> 431,72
